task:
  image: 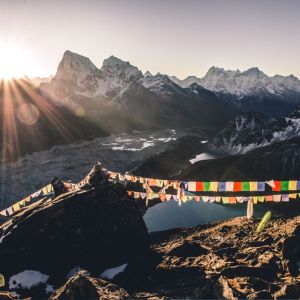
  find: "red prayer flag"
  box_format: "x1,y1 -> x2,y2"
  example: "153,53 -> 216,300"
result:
272,181 -> 281,191
233,182 -> 242,192
196,182 -> 203,191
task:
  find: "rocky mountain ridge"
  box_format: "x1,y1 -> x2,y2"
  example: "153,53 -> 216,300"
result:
209,108 -> 300,154
0,164 -> 299,299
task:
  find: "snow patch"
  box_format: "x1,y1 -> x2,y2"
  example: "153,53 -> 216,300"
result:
100,263 -> 128,280
66,266 -> 83,279
9,270 -> 49,290
189,153 -> 216,164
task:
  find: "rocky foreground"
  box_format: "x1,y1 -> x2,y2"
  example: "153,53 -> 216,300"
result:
0,165 -> 299,299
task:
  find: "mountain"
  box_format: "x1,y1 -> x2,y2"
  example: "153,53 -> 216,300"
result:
170,67 -> 300,116
25,76 -> 53,87
1,164 -> 299,298
0,79 -> 107,163
180,137 -> 300,181
209,108 -> 300,154
41,50 -> 235,132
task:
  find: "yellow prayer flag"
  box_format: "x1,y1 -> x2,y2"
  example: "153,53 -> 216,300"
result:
133,192 -> 140,199
289,193 -> 297,199
249,182 -> 258,192
222,197 -> 229,204
210,182 -> 219,192
0,274 -> 5,287
216,196 -> 222,203
258,196 -> 265,203
42,186 -> 48,195
288,180 -> 297,191
12,203 -> 20,212
252,197 -> 258,204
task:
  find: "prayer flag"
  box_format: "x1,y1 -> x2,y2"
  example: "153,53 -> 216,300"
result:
165,194 -> 172,201
157,180 -> 164,188
210,182 -> 218,192
249,182 -> 258,192
194,196 -> 200,202
218,182 -> 226,192
159,194 -> 166,201
288,180 -> 297,191
134,192 -> 140,199
196,182 -> 204,191
242,182 -> 250,191
252,197 -> 258,204
297,181 -> 300,190
0,274 -> 5,288
216,196 -> 222,202
236,197 -> 244,203
281,194 -> 289,202
140,193 -> 147,199
257,182 -> 265,192
265,195 -> 273,202
266,180 -> 275,188
225,182 -> 234,192
222,197 -> 229,204
12,203 -> 20,212
203,182 -> 211,192
7,207 -> 13,216
273,194 -> 281,202
202,196 -> 209,202
188,182 -> 197,192
0,210 -> 7,217
148,179 -> 157,186
234,182 -> 242,192
258,196 -> 265,203
289,193 -> 297,199
272,181 -> 281,191
281,181 -> 289,191
209,196 -> 216,203
229,197 -> 236,204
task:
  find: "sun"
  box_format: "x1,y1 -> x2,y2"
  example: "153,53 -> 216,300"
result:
0,41 -> 35,79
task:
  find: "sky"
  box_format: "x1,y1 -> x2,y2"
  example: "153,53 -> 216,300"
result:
0,0 -> 299,79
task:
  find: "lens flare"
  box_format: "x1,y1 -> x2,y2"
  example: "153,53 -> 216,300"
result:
17,103 -> 40,126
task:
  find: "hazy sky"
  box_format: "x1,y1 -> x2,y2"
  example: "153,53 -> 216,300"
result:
0,0 -> 299,78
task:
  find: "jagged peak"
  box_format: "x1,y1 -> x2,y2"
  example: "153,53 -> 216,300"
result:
205,66 -> 240,77
55,50 -> 98,80
242,67 -> 266,78
144,71 -> 152,77
61,50 -> 96,68
101,55 -> 142,80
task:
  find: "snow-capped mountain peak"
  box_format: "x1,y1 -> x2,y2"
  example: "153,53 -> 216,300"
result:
144,71 -> 152,77
101,55 -> 143,82
169,66 -> 300,98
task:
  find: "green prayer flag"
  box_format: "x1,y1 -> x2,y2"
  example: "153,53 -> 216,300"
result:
203,182 -> 211,191
281,181 -> 289,191
242,182 -> 250,191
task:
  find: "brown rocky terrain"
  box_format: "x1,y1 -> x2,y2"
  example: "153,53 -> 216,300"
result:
0,164 -> 299,299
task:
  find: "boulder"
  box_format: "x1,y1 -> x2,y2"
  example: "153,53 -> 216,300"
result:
0,164 -> 151,289
282,224 -> 300,276
50,270 -> 130,300
167,241 -> 209,257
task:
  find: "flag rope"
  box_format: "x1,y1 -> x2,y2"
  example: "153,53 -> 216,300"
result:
1,169 -> 300,217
